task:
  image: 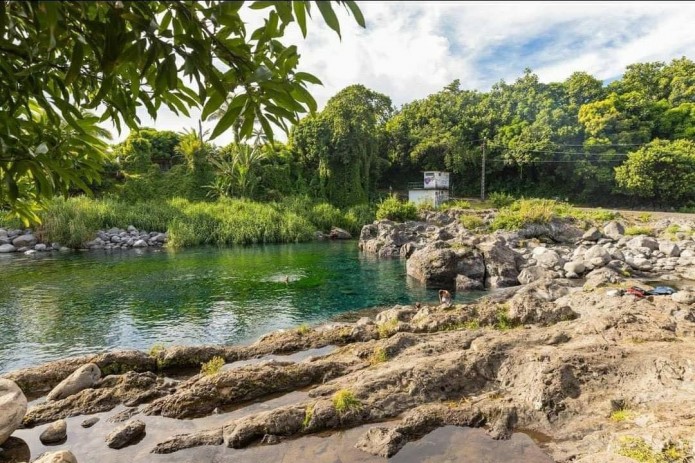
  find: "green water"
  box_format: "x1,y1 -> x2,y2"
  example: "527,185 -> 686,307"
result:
0,242 -> 481,374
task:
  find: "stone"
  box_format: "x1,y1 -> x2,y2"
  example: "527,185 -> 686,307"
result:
47,363 -> 101,402
582,227 -> 602,241
329,227 -> 352,240
39,419 -> 67,444
563,261 -> 585,276
517,266 -> 553,286
31,450 -> 78,463
127,225 -> 138,232
455,274 -> 484,291
672,291 -> 695,304
355,426 -> 406,458
25,249 -> 37,256
81,417 -> 100,428
0,379 -> 27,446
107,227 -> 121,234
0,244 -> 16,253
110,235 -> 122,244
583,245 -> 611,267
152,233 -> 168,243
535,249 -> 563,269
34,243 -> 47,251
478,236 -> 519,288
627,236 -> 659,251
659,242 -> 681,257
12,234 -> 37,248
603,221 -> 625,238
105,419 -> 146,449
133,239 -> 148,248
406,243 -> 484,288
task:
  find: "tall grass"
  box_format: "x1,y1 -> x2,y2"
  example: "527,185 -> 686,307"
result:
20,196 -> 375,248
491,198 -> 620,231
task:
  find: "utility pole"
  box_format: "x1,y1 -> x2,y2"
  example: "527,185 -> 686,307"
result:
480,137 -> 486,201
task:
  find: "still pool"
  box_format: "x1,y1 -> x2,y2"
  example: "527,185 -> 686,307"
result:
0,241 -> 482,373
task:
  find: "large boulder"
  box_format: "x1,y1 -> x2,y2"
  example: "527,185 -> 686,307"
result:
478,237 -> 519,288
0,244 -> 15,253
535,249 -> 563,269
627,236 -> 659,251
455,274 -> 484,291
659,242 -> 681,257
406,243 -> 484,288
563,261 -> 586,278
0,379 -> 27,446
31,450 -> 78,463
105,419 -> 146,449
582,227 -> 602,241
603,221 -> 625,239
329,227 -> 352,240
47,363 -> 101,402
12,234 -> 37,248
518,266 -> 554,286
517,219 -> 583,243
583,245 -> 611,268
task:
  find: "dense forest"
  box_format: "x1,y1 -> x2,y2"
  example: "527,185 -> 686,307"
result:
100,57 -> 695,210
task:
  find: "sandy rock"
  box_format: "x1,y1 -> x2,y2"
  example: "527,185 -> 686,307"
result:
0,379 -> 27,446
672,291 -> 695,305
39,419 -> 67,444
355,426 -> 406,457
31,450 -> 78,463
517,266 -> 554,286
47,363 -> 101,402
105,419 -> 146,449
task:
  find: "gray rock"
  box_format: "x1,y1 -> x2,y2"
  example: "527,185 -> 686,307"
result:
535,249 -> 563,269
626,255 -> 653,271
0,244 -> 16,253
0,236 -> 10,245
127,225 -> 138,232
39,419 -> 67,444
478,236 -> 519,288
35,243 -> 47,252
672,291 -> 695,304
47,363 -> 101,402
133,239 -> 148,248
627,236 -> 659,251
355,426 -> 406,458
583,245 -> 611,267
603,221 -> 625,238
81,417 -> 100,428
455,274 -> 484,291
12,234 -> 37,248
582,227 -> 602,241
110,235 -> 122,244
152,233 -> 168,243
105,419 -> 146,449
329,227 -> 352,240
31,450 -> 78,463
0,379 -> 27,445
659,242 -> 681,257
563,261 -> 586,276
107,227 -> 121,234
517,266 -> 553,285
681,249 -> 695,258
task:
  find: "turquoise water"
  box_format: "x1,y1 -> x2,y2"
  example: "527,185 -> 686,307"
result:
0,242 -> 480,374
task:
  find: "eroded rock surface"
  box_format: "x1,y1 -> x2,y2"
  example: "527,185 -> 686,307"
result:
0,379 -> 27,446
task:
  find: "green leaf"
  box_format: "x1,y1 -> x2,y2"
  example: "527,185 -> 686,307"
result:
239,103 -> 256,140
65,42 -> 84,85
294,71 -> 322,85
210,95 -> 247,140
201,91 -> 225,120
257,112 -> 274,141
293,1 -> 307,37
249,1 -> 274,10
316,2 -> 340,39
344,1 -> 365,28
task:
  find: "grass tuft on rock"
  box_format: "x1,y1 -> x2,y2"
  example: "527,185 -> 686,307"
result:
302,404 -> 314,429
332,389 -> 361,414
617,436 -> 691,463
460,214 -> 484,230
610,408 -> 635,422
368,347 -> 389,365
625,226 -> 653,236
296,324 -> 311,335
376,318 -> 398,339
200,356 -> 225,376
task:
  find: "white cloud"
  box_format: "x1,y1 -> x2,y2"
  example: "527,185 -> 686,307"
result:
109,1 -> 695,145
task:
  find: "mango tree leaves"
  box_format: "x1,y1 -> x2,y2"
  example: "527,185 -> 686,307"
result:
0,1 -> 365,222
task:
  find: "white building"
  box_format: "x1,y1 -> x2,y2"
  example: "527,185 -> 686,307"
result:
408,171 -> 450,207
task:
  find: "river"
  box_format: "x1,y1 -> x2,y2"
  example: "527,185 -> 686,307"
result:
0,241 -> 483,373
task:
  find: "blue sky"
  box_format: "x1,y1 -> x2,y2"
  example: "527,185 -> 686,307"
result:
117,1 -> 695,145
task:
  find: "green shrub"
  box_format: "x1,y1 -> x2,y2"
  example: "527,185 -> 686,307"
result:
375,195 -> 418,222
369,347 -> 388,365
610,408 -> 634,422
332,389 -> 361,414
637,212 -> 653,223
491,198 -> 569,231
310,203 -> 345,232
376,318 -> 398,339
440,199 -> 471,210
200,356 -> 225,376
489,192 -> 515,208
296,323 -> 311,335
460,215 -> 484,230
617,436 -> 691,463
343,204 -> 376,234
625,226 -> 653,236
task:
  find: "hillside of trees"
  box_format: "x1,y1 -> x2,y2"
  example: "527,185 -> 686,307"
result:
99,57 -> 695,210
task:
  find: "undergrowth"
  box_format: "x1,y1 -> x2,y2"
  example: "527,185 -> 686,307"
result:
332,389 -> 361,414
617,436 -> 691,463
200,356 -> 225,376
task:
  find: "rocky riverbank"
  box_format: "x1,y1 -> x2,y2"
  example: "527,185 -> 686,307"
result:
2,209 -> 695,462
0,226 -> 168,254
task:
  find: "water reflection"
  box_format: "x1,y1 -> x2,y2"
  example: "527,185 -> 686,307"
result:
0,242 -> 486,372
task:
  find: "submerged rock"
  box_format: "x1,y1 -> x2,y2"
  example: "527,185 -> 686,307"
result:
0,379 -> 27,446
355,426 -> 406,457
105,419 -> 146,449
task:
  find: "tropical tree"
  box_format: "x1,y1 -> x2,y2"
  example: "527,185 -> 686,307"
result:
0,0 -> 364,221
615,139 -> 695,204
209,132 -> 268,199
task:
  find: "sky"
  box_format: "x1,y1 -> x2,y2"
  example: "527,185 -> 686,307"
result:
109,1 -> 695,145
